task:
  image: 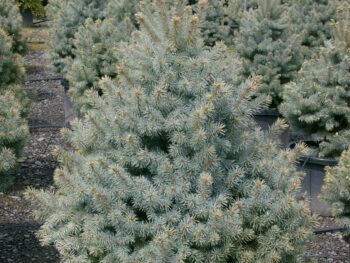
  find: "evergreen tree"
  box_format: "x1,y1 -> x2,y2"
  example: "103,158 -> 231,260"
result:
26,1 -> 315,262
66,0 -> 138,115
47,0 -> 109,72
0,91 -> 28,190
288,0 -> 337,58
198,0 -> 244,47
0,0 -> 26,55
322,146 -> 350,236
234,0 -> 303,108
280,3 -> 350,158
191,0 -> 258,47
0,29 -> 25,92
0,29 -> 28,190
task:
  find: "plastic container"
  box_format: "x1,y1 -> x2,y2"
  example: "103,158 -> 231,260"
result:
254,108 -> 290,147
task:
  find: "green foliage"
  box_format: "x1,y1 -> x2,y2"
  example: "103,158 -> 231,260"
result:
0,29 -> 28,190
0,91 -> 29,190
191,0 -> 258,47
198,0 -> 242,47
66,0 -> 138,115
15,0 -> 45,19
0,29 -> 25,90
27,1 -> 315,262
288,0 -> 337,57
0,0 -> 26,54
322,147 -> 350,235
47,0 -> 109,73
280,3 -> 350,158
235,0 -> 303,108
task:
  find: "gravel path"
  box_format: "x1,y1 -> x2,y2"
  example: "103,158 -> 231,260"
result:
0,27 -> 62,263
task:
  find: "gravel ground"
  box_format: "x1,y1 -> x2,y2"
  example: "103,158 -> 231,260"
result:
0,27 -> 62,263
0,130 -> 63,263
306,217 -> 350,262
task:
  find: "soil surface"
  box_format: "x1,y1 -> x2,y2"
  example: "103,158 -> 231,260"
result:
0,26 -> 62,263
1,24 -> 350,263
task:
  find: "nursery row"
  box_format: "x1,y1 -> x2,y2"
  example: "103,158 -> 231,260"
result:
1,0 -> 350,262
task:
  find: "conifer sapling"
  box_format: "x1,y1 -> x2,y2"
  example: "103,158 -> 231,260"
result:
0,29 -> 28,190
322,146 -> 350,237
280,3 -> 350,158
288,0 -> 337,57
47,0 -> 109,72
27,1 -> 315,262
0,0 -> 26,54
66,0 -> 138,115
235,0 -> 303,108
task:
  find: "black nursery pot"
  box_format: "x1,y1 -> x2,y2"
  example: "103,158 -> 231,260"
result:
289,142 -> 338,216
20,9 -> 34,27
253,108 -> 290,147
61,79 -> 76,125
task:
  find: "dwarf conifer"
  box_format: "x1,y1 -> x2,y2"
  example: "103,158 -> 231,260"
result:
66,0 -> 138,115
322,147 -> 350,236
27,1 -> 314,262
280,3 -> 350,158
234,0 -> 303,108
0,29 -> 28,189
0,0 -> 26,54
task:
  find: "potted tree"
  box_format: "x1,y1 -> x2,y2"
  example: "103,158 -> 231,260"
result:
0,0 -> 27,54
0,29 -> 29,191
234,0 -> 304,146
322,146 -> 350,243
26,1 -> 315,261
280,3 -> 350,215
66,0 -> 138,117
288,0 -> 336,59
16,0 -> 45,26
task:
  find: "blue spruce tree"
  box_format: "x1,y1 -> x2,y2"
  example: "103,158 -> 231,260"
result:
234,0 -> 303,108
0,28 -> 28,190
27,1 -> 315,262
280,3 -> 350,158
66,0 -> 138,115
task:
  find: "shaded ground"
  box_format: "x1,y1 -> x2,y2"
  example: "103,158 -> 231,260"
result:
0,26 -> 62,263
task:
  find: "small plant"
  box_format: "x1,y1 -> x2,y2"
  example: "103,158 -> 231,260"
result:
15,0 -> 45,19
27,1 -> 315,262
0,0 -> 26,54
322,147 -> 350,236
280,3 -> 350,158
235,0 -> 303,108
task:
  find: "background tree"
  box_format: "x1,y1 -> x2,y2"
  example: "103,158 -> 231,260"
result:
280,3 -> 350,158
322,146 -> 350,237
287,0 -> 337,58
234,0 -> 303,108
46,0 -> 109,72
0,0 -> 26,54
0,29 -> 29,190
15,0 -> 46,19
66,0 -> 138,115
27,1 -> 314,262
